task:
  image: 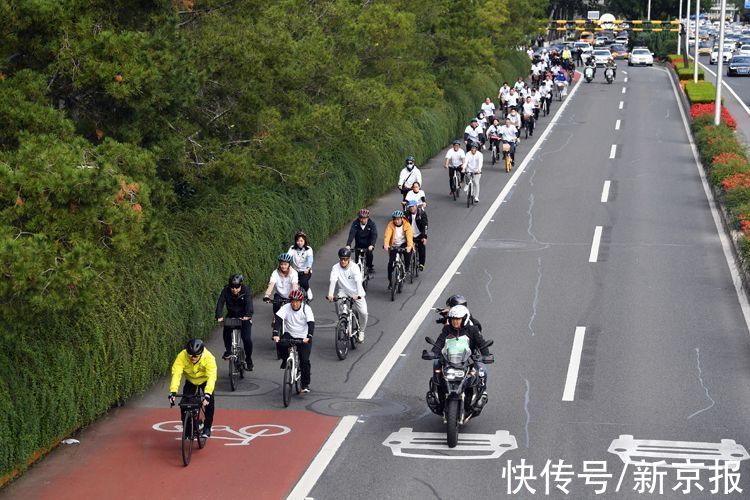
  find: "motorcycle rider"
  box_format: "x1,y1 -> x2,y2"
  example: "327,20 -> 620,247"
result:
604,58 -> 617,80
435,294 -> 483,331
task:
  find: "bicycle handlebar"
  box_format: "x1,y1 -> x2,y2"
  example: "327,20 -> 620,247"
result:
264,297 -> 291,305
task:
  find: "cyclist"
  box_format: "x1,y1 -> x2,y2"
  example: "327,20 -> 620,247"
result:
562,46 -> 572,69
169,339 -> 217,438
346,209 -> 378,274
513,76 -> 525,93
507,106 -> 522,131
383,210 -> 414,291
522,96 -> 536,137
498,117 -> 519,166
403,181 -> 427,209
462,142 -> 483,203
288,230 -> 314,301
463,118 -> 483,151
215,274 -> 254,369
273,289 -> 314,393
481,97 -> 496,125
397,156 -> 422,201
327,247 -> 368,343
505,88 -> 519,112
444,140 -> 466,194
530,88 -> 541,120
497,82 -> 511,115
435,294 -> 483,331
406,200 -> 428,272
486,117 -> 502,162
263,253 -> 299,318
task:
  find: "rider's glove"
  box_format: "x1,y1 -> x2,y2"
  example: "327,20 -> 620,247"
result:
203,393 -> 211,402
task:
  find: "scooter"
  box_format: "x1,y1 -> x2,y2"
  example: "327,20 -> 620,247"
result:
604,66 -> 615,84
584,65 -> 595,83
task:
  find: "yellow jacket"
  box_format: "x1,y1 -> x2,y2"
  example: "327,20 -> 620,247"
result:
170,349 -> 218,395
383,220 -> 414,250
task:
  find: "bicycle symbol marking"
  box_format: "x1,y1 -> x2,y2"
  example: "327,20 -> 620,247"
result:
152,421 -> 291,446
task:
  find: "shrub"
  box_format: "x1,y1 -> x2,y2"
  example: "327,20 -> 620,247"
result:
690,103 -> 736,128
685,81 -> 722,105
692,122 -> 745,165
676,65 -> 705,80
668,53 -> 684,64
709,152 -> 750,186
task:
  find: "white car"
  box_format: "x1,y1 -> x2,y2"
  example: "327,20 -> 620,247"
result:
592,49 -> 614,67
711,45 -> 734,64
573,41 -> 593,57
628,48 -> 654,66
736,44 -> 750,56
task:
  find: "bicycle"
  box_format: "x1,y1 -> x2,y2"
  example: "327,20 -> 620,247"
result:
222,318 -> 245,391
464,172 -> 477,208
279,338 -> 304,407
449,167 -> 462,201
388,246 -> 408,301
333,296 -> 360,360
502,142 -> 514,173
263,296 -> 291,332
353,248 -> 371,291
171,390 -> 207,466
489,137 -> 501,167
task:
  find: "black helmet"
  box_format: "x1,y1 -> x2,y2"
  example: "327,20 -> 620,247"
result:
228,274 -> 243,287
452,139 -> 461,146
446,294 -> 467,308
186,338 -> 205,356
338,247 -> 352,258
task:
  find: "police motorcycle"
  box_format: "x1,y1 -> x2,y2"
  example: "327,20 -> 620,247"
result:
422,335 -> 494,448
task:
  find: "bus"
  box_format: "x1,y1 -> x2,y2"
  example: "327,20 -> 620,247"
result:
579,31 -> 594,43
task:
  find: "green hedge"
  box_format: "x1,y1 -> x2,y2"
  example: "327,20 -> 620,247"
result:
685,81 -> 721,104
677,65 -> 705,81
668,53 -> 684,63
0,51 -> 530,484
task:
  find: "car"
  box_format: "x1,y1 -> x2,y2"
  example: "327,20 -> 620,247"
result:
698,40 -> 713,55
736,44 -> 750,56
610,44 -> 629,59
595,35 -> 611,46
711,45 -> 734,64
573,41 -> 593,57
727,55 -> 750,76
628,48 -> 654,66
592,49 -> 614,67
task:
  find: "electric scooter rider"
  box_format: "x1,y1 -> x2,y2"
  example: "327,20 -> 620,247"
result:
426,305 -> 492,416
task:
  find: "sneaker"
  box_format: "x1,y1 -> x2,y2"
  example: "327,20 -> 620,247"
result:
201,429 -> 211,438
244,360 -> 253,372
474,197 -> 480,203
307,288 -> 314,301
357,331 -> 365,343
367,267 -> 374,274
301,387 -> 311,393
418,264 -> 424,271
387,284 -> 393,290
280,359 -> 287,369
222,352 -> 231,360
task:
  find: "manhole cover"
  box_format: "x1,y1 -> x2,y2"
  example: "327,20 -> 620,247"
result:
308,398 -> 409,417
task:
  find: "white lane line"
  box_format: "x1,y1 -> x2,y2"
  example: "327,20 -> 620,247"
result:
609,144 -> 617,159
664,66 -> 750,339
624,77 -> 628,82
601,181 -> 611,203
589,226 -> 603,262
689,56 -> 750,116
562,327 -> 587,401
618,101 -> 624,109
622,87 -> 627,94
615,119 -> 621,130
287,72 -> 586,500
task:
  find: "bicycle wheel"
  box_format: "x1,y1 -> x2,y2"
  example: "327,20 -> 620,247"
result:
196,410 -> 207,449
363,272 -> 369,291
335,317 -> 349,360
397,266 -> 404,294
294,359 -> 301,395
506,154 -> 512,173
238,352 -> 245,379
390,267 -> 397,301
282,362 -> 293,407
350,315 -> 359,350
181,411 -> 193,466
413,251 -> 419,278
466,181 -> 472,208
409,253 -> 415,284
228,357 -> 236,392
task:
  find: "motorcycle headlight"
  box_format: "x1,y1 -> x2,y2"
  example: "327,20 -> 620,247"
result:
444,368 -> 465,381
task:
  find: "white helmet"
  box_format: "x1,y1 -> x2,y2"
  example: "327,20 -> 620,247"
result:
447,305 -> 470,326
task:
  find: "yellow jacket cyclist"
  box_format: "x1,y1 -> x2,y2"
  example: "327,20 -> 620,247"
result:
383,210 -> 414,290
169,339 -> 217,438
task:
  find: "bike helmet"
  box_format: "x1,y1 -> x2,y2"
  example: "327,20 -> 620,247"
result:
470,118 -> 478,123
469,142 -> 479,149
391,210 -> 404,218
228,274 -> 244,287
186,338 -> 205,356
446,294 -> 468,308
338,247 -> 352,258
452,139 -> 461,146
277,252 -> 293,263
406,155 -> 415,163
358,208 -> 370,218
289,289 -> 305,301
447,305 -> 470,327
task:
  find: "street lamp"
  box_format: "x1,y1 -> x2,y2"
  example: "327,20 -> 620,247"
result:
693,0 -> 701,83
677,0 -> 683,55
715,0 -> 727,125
684,0 -> 691,68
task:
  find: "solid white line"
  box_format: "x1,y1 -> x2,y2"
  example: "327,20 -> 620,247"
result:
690,56 -> 750,116
287,72 -> 587,500
609,144 -> 617,159
664,66 -> 750,339
288,416 -> 358,500
615,119 -> 621,130
589,226 -> 603,262
601,180 -> 611,203
618,101 -> 624,109
622,87 -> 627,94
562,327 -> 587,401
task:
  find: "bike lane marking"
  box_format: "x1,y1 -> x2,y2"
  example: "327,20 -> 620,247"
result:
5,408 -> 337,500
288,71 -> 586,500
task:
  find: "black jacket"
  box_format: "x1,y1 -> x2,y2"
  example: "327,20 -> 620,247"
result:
346,219 -> 378,248
407,208 -> 428,239
215,285 -> 253,319
432,324 -> 490,356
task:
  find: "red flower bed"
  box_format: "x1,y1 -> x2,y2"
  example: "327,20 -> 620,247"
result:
690,103 -> 737,129
722,172 -> 750,191
713,152 -> 746,165
671,59 -> 684,69
739,214 -> 750,235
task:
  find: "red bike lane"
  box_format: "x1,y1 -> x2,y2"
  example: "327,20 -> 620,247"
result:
3,407 -> 337,499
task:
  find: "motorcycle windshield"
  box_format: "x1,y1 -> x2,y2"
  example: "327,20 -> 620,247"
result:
442,336 -> 471,365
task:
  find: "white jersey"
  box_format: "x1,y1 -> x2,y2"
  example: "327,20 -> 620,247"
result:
276,303 -> 314,339
522,101 -> 535,116
398,166 -> 422,189
464,150 -> 483,174
464,125 -> 481,143
486,124 -> 501,139
498,124 -> 518,142
530,93 -> 541,107
405,189 -> 426,206
393,225 -> 406,246
328,263 -> 365,298
514,80 -> 525,92
445,147 -> 466,167
498,85 -> 511,101
481,102 -> 496,117
270,268 -> 299,298
506,93 -> 519,107
507,112 -> 522,129
288,245 -> 313,273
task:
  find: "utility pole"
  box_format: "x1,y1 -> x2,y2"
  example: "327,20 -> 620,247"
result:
648,0 -> 652,21
715,0 -> 727,125
677,0 -> 683,55
684,0 -> 691,68
694,0 -> 701,82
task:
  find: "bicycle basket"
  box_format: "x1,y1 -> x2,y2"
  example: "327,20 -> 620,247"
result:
502,143 -> 511,152
442,336 -> 471,365
224,318 -> 243,328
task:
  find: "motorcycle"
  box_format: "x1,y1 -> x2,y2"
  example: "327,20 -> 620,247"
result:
422,335 -> 494,448
584,65 -> 595,83
604,66 -> 614,84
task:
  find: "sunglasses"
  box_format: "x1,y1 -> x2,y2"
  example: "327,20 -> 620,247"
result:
189,354 -> 201,359
230,285 -> 241,289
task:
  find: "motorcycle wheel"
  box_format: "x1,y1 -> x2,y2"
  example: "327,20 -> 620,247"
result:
445,398 -> 460,448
